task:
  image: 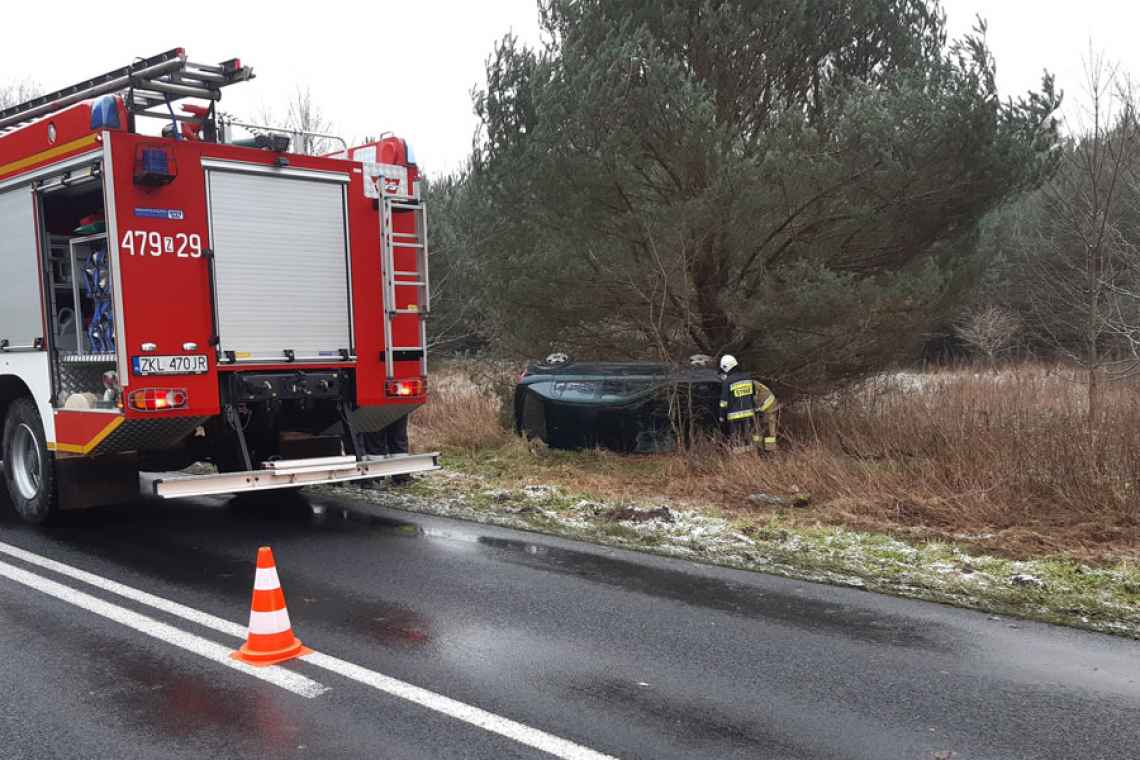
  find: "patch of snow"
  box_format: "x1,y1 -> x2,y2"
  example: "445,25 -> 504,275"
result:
749,492 -> 791,506
1011,573 -> 1046,589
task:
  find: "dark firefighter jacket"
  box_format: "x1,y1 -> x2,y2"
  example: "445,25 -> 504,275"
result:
719,370 -> 757,423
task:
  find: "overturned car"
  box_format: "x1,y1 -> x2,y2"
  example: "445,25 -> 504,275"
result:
514,355 -> 763,453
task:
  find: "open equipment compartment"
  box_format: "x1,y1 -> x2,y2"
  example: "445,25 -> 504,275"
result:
38,165 -> 120,411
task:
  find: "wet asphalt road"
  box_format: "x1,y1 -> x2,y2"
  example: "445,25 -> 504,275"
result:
0,492 -> 1137,760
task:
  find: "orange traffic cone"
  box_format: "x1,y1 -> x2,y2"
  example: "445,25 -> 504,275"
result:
232,546 -> 312,666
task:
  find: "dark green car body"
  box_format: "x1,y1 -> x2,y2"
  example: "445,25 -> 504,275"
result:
514,361 -> 722,452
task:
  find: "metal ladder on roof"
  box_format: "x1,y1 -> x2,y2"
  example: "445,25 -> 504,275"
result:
380,194 -> 430,379
0,48 -> 253,135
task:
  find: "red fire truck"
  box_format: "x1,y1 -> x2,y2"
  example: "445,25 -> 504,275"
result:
0,49 -> 438,523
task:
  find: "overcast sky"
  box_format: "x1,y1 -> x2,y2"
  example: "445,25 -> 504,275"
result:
1,2 -> 1136,176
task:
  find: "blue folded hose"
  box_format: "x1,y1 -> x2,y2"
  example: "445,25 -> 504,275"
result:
82,247 -> 115,354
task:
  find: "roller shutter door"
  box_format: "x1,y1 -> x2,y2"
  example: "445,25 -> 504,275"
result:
207,169 -> 352,360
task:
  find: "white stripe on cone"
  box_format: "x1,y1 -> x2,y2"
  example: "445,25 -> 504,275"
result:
248,607 -> 293,635
253,567 -> 282,591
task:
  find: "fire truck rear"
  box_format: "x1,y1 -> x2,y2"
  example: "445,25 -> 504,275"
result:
0,49 -> 438,523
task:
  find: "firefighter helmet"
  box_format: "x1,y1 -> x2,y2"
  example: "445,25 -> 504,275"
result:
719,354 -> 738,373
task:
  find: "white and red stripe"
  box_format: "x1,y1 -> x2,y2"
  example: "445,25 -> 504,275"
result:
231,546 -> 310,666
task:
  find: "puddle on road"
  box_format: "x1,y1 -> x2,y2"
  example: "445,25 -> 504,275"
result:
353,603 -> 434,648
476,536 -> 941,648
112,657 -> 304,748
310,503 -> 425,537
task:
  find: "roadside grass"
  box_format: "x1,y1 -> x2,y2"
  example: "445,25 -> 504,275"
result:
414,361 -> 1140,565
377,360 -> 1140,636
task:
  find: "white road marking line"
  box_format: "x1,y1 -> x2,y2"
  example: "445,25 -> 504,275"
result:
301,651 -> 618,760
0,541 -> 619,760
0,558 -> 328,699
0,540 -> 247,637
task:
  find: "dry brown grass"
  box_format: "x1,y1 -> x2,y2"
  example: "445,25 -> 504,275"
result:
411,362 -> 516,452
412,362 -> 1140,562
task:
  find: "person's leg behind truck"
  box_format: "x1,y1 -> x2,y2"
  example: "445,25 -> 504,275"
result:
357,413 -> 412,488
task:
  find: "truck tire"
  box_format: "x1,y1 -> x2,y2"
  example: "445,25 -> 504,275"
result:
3,398 -> 57,524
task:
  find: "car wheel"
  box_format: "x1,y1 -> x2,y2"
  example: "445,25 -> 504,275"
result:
540,352 -> 572,368
3,398 -> 58,524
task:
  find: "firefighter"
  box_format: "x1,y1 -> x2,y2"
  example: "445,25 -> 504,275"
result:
754,381 -> 779,451
718,354 -> 759,450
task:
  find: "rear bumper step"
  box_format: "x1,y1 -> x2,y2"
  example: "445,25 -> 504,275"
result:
141,453 -> 440,499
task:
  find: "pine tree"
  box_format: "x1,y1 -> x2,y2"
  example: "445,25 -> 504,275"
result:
464,1 -> 1060,394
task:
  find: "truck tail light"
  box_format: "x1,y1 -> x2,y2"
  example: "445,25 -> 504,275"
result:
134,144 -> 177,186
128,388 -> 188,412
386,378 -> 425,398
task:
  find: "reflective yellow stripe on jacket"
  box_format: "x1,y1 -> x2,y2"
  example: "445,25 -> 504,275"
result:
726,409 -> 756,421
730,380 -> 754,397
755,383 -> 776,412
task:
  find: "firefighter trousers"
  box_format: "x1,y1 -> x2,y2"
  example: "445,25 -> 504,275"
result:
723,414 -> 759,450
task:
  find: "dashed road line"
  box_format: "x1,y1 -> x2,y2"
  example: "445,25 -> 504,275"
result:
0,541 -> 619,760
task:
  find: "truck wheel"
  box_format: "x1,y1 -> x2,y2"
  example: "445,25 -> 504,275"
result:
3,398 -> 57,524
